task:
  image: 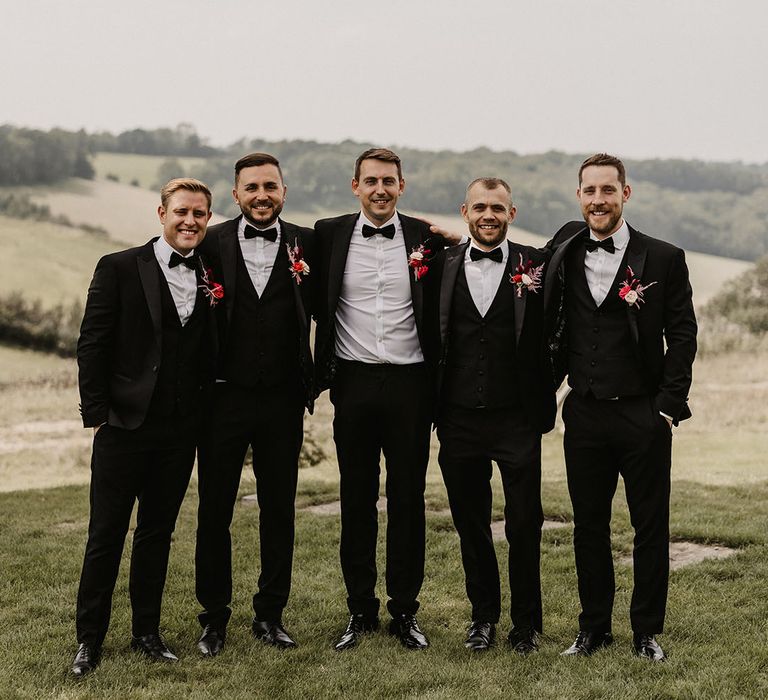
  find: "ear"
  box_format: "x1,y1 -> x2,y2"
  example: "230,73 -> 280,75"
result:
398,178 -> 405,195
231,187 -> 239,204
351,178 -> 359,197
157,205 -> 166,224
508,205 -> 517,223
622,184 -> 632,202
460,203 -> 469,223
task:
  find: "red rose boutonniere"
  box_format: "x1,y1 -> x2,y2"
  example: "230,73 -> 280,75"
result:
618,265 -> 657,308
509,253 -> 544,297
287,243 -> 310,284
408,243 -> 432,281
199,267 -> 224,307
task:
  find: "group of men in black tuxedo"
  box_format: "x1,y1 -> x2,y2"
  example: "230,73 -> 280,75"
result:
71,148 -> 696,676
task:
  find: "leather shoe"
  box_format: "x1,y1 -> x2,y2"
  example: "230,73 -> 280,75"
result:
130,633 -> 179,662
252,619 -> 297,649
334,614 -> 379,651
71,643 -> 100,677
633,633 -> 666,662
197,625 -> 226,657
507,627 -> 539,655
389,614 -> 429,650
561,630 -> 613,656
464,621 -> 495,651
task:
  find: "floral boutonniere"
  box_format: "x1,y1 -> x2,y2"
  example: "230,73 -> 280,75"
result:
199,267 -> 224,307
287,243 -> 310,284
509,253 -> 544,297
618,265 -> 657,308
408,242 -> 432,281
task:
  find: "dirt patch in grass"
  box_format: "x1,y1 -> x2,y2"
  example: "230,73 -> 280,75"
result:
619,541 -> 738,570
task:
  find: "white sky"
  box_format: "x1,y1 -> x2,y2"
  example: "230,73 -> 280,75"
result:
2,0 -> 766,162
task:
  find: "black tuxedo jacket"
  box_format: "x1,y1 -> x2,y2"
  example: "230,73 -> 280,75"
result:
77,238 -> 217,430
198,216 -> 316,411
544,220 -> 697,423
313,212 -> 441,392
431,240 -> 556,433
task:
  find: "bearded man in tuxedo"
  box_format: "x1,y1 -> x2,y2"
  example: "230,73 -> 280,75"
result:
72,178 -> 216,676
193,153 -> 314,655
544,153 -> 697,662
432,178 -> 555,653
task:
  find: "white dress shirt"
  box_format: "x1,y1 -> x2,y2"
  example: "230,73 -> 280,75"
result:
237,217 -> 281,296
154,237 -> 198,326
585,220 -> 629,306
334,212 -> 423,364
464,240 -> 509,317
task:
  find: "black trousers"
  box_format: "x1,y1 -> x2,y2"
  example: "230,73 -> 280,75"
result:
437,405 -> 543,629
76,417 -> 196,647
562,391 -> 672,634
195,380 -> 304,627
330,360 -> 432,618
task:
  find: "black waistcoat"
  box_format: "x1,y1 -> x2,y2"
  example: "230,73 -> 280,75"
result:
443,265 -> 518,409
219,240 -> 300,388
147,267 -> 207,419
564,245 -> 646,398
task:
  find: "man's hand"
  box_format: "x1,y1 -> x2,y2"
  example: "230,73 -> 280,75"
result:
413,216 -> 464,246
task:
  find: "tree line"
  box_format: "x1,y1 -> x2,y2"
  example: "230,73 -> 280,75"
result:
1,124 -> 766,260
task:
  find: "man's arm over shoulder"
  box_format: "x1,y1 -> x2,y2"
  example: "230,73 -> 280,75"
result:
77,254 -> 121,428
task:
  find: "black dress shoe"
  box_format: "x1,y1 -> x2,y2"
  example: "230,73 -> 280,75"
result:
71,643 -> 100,677
197,625 -> 226,657
334,614 -> 379,651
464,621 -> 495,651
633,634 -> 666,662
130,633 -> 179,662
507,627 -> 539,655
560,630 -> 613,656
388,614 -> 429,650
252,619 -> 297,649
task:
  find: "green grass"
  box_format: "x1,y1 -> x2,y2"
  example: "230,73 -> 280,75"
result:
0,214 -> 119,306
1,476 -> 767,699
91,153 -> 208,189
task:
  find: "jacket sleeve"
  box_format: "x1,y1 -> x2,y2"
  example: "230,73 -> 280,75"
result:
656,248 -> 697,422
77,256 -> 119,427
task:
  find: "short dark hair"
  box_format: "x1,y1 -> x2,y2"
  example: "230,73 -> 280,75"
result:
465,177 -> 512,204
578,153 -> 626,187
160,178 -> 212,210
354,147 -> 402,181
234,152 -> 283,182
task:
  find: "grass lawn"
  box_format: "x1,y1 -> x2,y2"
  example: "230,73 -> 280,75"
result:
1,345 -> 767,697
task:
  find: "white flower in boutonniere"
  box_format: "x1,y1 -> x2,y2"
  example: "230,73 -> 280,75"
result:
287,243 -> 310,284
408,243 -> 432,281
618,265 -> 657,308
509,253 -> 544,297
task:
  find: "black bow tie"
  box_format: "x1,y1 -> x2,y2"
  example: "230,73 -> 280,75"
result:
362,224 -> 396,239
469,246 -> 504,263
584,236 -> 616,254
244,225 -> 278,242
169,252 -> 197,271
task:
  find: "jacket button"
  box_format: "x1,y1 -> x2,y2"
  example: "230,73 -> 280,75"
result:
592,344 -> 597,350
477,386 -> 483,392
592,327 -> 599,333
152,365 -> 158,372
590,360 -> 597,367
477,370 -> 485,376
588,378 -> 594,385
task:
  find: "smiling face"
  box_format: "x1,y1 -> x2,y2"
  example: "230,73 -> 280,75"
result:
233,163 -> 286,227
461,182 -> 516,250
352,158 -> 405,225
158,190 -> 211,254
577,165 -> 631,238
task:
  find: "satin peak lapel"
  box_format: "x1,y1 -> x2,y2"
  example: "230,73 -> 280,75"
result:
543,228 -> 586,309
219,220 -> 240,324
508,242 -> 526,346
624,230 -> 648,347
401,216 -> 425,331
439,243 -> 466,346
137,252 -> 162,343
327,216 -> 356,318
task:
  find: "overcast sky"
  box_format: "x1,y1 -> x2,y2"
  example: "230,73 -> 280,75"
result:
3,0 -> 766,163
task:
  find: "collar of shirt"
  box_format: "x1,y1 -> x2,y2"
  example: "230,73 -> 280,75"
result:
237,216 -> 282,243
588,219 -> 629,253
356,211 -> 401,236
153,236 -> 195,268
465,239 -> 509,264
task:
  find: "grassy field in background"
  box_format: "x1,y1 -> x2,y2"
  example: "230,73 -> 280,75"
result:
91,152 -> 208,189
